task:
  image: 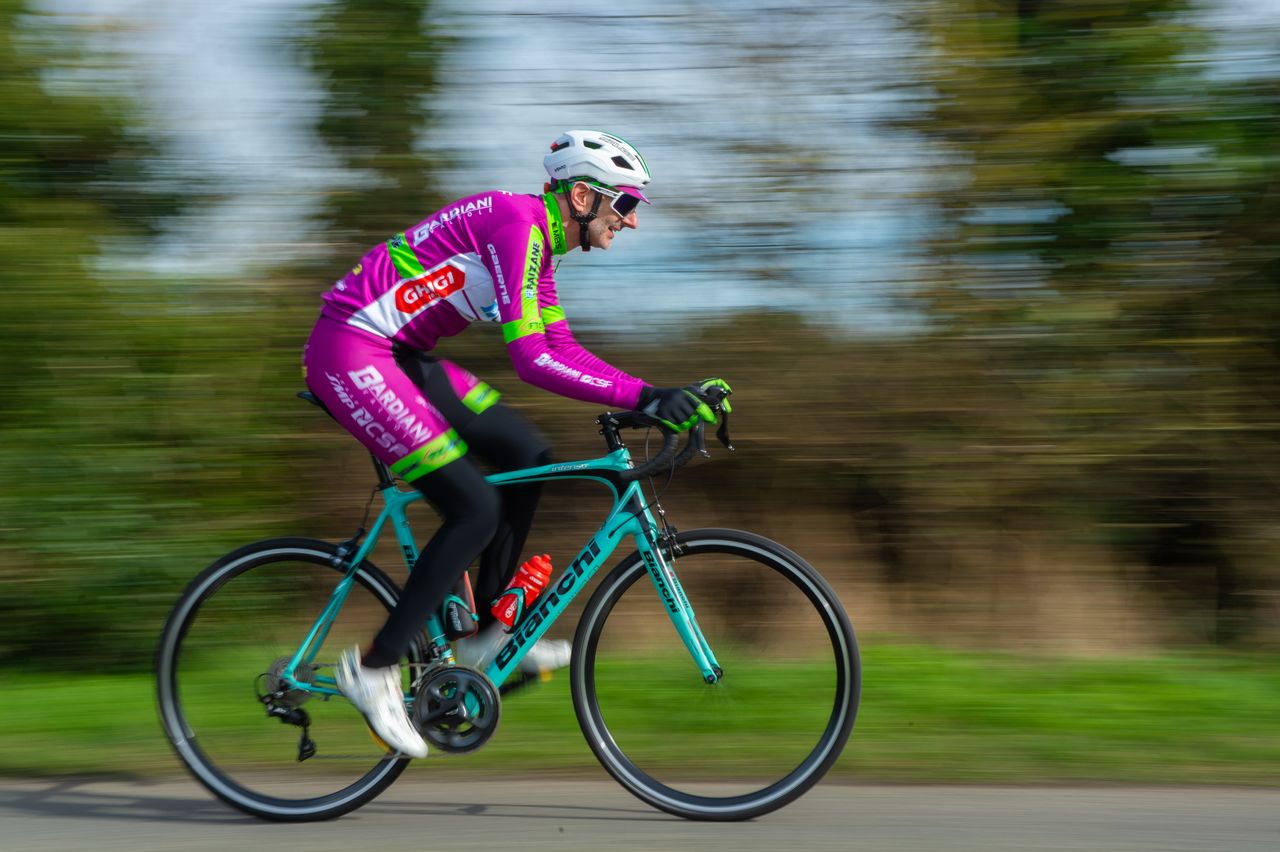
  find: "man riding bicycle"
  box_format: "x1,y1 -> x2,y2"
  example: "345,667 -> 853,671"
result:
302,130 -> 730,758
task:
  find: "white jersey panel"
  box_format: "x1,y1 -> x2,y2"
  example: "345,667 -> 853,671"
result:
347,252 -> 496,338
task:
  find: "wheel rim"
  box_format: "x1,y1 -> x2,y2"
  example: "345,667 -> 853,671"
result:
575,535 -> 858,817
157,546 -> 415,817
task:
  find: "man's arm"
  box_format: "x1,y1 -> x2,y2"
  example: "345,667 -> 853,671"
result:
490,222 -> 646,408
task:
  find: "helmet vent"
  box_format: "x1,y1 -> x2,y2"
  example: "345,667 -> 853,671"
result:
611,156 -> 634,170
583,140 -> 603,149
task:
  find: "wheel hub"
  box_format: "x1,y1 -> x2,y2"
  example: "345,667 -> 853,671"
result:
261,656 -> 316,708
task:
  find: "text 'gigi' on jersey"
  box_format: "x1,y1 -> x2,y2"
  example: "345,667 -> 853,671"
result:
319,191 -> 646,409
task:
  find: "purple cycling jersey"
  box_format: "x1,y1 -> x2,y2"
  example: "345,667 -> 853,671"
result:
318,190 -> 646,409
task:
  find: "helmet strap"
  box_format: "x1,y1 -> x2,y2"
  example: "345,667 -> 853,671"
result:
562,184 -> 604,252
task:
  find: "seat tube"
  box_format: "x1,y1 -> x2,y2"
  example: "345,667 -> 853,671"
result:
386,486 -> 449,650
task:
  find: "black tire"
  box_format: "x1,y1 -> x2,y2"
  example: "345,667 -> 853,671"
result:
571,528 -> 859,821
156,538 -> 423,822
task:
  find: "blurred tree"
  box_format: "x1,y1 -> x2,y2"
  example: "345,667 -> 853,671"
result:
302,0 -> 452,267
902,0 -> 1280,642
0,0 -> 460,671
0,2 -> 199,667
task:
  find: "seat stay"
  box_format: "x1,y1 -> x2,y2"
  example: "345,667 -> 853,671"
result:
281,486 -> 427,693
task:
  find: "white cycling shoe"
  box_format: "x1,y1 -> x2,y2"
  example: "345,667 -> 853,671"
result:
335,646 -> 428,759
456,622 -> 572,676
518,635 -> 572,675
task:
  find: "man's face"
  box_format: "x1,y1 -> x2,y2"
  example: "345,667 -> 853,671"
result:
587,198 -> 638,250
571,183 -> 640,250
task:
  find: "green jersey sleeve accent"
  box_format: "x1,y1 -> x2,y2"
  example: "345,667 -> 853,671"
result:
540,305 -> 566,326
461,381 -> 500,415
502,224 -> 547,343
390,429 -> 467,482
387,232 -> 427,280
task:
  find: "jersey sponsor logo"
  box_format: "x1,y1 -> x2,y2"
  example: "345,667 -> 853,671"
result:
326,371 -> 358,409
327,371 -> 411,455
353,406 -> 411,454
532,352 -> 614,389
346,364 -> 436,446
487,243 -> 509,305
533,351 -> 578,379
348,365 -> 384,389
412,196 -> 494,245
524,236 -> 543,301
394,263 -> 466,314
479,301 -> 500,321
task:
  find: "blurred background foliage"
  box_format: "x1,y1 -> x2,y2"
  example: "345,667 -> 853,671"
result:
2,0 -> 1279,671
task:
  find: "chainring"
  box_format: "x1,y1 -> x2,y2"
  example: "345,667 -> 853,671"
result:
413,665 -> 501,753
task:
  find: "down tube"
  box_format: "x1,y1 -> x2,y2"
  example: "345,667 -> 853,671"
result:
633,527 -> 721,683
483,512 -> 635,689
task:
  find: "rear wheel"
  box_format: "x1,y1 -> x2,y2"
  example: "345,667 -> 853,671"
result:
571,528 -> 859,821
156,538 -> 427,821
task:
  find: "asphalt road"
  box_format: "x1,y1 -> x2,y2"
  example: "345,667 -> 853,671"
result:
0,776 -> 1276,852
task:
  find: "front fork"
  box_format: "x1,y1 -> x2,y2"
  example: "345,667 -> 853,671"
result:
635,519 -> 723,684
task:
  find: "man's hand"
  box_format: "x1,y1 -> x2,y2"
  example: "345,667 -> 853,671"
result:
638,379 -> 732,432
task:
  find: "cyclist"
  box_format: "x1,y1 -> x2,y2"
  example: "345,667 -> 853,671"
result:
303,130 -> 729,758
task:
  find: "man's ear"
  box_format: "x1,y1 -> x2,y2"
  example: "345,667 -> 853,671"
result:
570,181 -> 595,215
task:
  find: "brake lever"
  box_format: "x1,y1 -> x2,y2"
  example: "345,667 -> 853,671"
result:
693,424 -> 710,458
715,410 -> 735,452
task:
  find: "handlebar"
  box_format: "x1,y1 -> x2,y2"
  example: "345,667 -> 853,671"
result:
602,386 -> 734,483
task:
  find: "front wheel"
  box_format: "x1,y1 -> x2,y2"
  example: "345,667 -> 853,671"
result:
571,528 -> 860,821
155,538 -> 425,821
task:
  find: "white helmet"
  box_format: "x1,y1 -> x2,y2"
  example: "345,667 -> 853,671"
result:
543,130 -> 651,191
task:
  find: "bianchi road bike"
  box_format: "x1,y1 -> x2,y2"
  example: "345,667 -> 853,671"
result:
155,386 -> 860,822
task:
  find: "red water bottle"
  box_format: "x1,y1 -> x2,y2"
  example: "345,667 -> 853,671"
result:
491,554 -> 553,631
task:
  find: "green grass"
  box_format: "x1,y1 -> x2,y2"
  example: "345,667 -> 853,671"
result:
2,641 -> 1277,784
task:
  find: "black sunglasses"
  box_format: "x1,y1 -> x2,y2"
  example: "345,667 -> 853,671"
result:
593,185 -> 641,218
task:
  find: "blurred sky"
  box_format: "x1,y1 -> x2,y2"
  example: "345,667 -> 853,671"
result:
39,0 -> 1280,333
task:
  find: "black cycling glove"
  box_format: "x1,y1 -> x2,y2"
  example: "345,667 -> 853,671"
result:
637,379 -> 730,432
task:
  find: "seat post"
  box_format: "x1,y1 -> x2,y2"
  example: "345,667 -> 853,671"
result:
369,453 -> 396,489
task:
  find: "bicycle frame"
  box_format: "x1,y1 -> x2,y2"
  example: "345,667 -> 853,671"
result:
283,444 -> 722,699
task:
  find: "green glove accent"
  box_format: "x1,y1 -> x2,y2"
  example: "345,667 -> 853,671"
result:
657,388 -> 712,432
695,378 -> 733,414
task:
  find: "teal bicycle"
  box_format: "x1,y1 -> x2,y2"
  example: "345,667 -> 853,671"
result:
155,387 -> 859,822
